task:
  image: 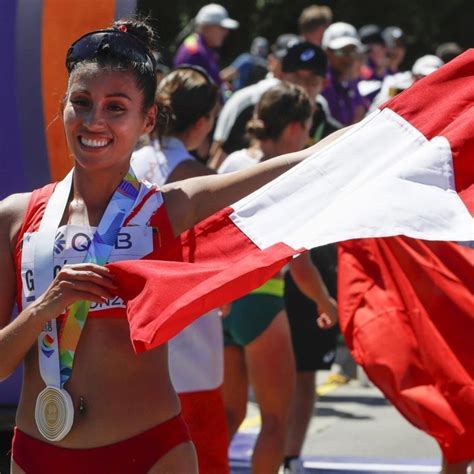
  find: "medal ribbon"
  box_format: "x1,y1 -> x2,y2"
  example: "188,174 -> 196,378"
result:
58,170 -> 140,385
35,168 -> 141,388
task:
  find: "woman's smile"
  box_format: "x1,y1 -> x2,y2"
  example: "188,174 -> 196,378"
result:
77,135 -> 113,153
63,64 -> 153,172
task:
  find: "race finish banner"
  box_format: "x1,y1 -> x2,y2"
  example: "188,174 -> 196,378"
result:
0,0 -> 137,403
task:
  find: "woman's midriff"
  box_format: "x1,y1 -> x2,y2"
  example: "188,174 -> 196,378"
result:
15,318 -> 180,448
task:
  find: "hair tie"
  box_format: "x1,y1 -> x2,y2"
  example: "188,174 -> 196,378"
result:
117,24 -> 128,33
251,118 -> 265,128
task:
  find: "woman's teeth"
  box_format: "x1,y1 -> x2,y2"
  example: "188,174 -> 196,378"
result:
80,137 -> 110,148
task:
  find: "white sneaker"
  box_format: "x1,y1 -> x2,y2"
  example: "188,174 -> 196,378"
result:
284,457 -> 305,474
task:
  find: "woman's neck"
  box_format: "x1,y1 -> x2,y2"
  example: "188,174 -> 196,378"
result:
71,163 -> 130,226
259,137 -> 289,162
171,130 -> 198,151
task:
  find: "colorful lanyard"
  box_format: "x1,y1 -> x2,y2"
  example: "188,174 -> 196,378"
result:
35,168 -> 141,389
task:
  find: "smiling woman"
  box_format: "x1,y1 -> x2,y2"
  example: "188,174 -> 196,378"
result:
64,68 -> 154,175
0,16 -> 343,474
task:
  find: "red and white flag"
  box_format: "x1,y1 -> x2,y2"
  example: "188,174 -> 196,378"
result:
338,237 -> 474,462
109,50 -> 473,351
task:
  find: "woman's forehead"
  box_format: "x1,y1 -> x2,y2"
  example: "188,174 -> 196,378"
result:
68,64 -> 138,94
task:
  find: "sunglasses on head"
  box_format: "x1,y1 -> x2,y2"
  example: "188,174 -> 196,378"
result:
66,29 -> 155,73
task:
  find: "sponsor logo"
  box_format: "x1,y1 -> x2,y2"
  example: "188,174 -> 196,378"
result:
300,49 -> 316,62
323,350 -> 336,364
41,334 -> 55,358
54,231 -> 66,255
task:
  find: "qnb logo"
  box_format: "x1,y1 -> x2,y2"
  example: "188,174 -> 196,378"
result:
54,231 -> 66,255
41,334 -> 55,358
300,49 -> 316,62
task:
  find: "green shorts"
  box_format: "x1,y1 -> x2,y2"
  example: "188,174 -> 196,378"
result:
223,279 -> 285,347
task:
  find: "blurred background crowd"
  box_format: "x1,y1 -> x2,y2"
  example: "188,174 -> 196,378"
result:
137,0 -> 468,167
125,3 -> 471,473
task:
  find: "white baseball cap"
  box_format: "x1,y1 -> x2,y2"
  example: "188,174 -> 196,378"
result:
322,22 -> 362,50
195,4 -> 239,30
411,55 -> 444,77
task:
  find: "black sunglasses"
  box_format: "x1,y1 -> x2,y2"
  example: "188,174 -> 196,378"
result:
66,29 -> 155,73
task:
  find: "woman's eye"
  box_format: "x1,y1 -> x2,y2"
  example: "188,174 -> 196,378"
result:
108,104 -> 126,112
71,98 -> 89,107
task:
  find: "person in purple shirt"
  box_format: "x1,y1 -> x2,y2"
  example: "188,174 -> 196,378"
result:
321,22 -> 368,126
174,4 -> 239,93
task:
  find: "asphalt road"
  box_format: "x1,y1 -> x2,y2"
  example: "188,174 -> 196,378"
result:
230,373 -> 441,473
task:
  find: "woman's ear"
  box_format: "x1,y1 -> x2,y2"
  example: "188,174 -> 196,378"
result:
143,104 -> 158,134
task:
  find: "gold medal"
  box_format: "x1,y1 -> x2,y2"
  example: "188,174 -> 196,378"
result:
35,386 -> 74,441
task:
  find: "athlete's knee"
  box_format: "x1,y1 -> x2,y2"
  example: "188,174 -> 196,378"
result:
260,412 -> 288,438
225,405 -> 246,436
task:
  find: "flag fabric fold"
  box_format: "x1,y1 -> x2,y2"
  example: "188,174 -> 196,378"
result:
109,207 -> 298,351
338,237 -> 474,462
109,49 -> 473,352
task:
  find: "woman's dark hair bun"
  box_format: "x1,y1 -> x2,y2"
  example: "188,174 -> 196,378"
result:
246,117 -> 266,140
112,18 -> 156,51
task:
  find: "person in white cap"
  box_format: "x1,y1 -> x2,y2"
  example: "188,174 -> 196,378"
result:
411,54 -> 444,80
174,4 -> 239,94
368,54 -> 444,114
321,22 -> 368,126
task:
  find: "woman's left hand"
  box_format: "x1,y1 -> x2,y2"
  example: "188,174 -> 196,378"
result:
316,296 -> 338,329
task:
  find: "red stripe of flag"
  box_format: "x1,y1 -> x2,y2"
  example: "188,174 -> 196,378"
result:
110,207 -> 299,351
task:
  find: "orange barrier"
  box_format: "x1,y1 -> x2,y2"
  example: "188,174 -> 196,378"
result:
41,0 -> 116,181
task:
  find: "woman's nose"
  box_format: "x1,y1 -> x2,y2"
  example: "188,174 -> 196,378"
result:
83,107 -> 105,129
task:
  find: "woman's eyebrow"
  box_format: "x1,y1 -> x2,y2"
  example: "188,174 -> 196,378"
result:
105,92 -> 132,100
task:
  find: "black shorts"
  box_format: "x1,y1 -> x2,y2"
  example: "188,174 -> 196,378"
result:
284,244 -> 339,372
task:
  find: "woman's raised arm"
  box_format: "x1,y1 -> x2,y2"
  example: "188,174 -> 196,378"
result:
163,126 -> 349,237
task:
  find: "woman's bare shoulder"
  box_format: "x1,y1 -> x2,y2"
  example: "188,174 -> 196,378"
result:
0,192 -> 32,244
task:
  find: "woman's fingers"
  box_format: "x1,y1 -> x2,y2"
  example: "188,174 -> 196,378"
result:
58,280 -> 114,300
57,265 -> 118,291
69,290 -> 110,305
316,312 -> 337,329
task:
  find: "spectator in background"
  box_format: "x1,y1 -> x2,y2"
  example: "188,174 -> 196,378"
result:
436,42 -> 463,63
211,40 -> 334,168
321,22 -> 367,126
359,25 -> 388,81
382,26 -> 407,74
221,36 -> 269,91
368,54 -> 443,113
357,25 -> 389,104
411,54 -> 444,81
298,4 -> 333,46
208,33 -> 300,168
174,3 -> 239,96
153,53 -> 170,84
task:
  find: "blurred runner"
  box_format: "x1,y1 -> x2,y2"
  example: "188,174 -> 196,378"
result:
132,66 -> 229,473
219,83 -> 332,473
